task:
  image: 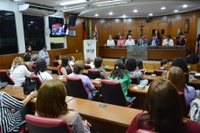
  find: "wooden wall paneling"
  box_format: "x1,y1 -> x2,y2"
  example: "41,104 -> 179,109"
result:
1,53 -> 23,69
76,18 -> 84,53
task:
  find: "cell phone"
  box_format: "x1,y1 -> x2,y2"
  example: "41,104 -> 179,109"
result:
99,104 -> 107,108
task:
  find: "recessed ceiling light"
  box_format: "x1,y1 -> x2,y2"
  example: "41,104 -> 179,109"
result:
149,13 -> 153,16
122,15 -> 127,18
182,4 -> 188,8
174,10 -> 179,12
161,7 -> 166,10
133,9 -> 138,13
109,12 -> 113,15
95,14 -> 99,17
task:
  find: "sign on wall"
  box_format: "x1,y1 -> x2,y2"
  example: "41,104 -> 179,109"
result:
83,40 -> 97,61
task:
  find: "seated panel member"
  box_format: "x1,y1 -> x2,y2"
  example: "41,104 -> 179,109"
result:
125,35 -> 135,46
162,34 -> 174,46
117,35 -> 125,46
148,34 -> 160,46
136,34 -> 147,46
176,35 -> 186,46
107,35 -> 115,46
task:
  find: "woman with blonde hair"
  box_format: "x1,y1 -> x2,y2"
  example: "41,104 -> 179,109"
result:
35,79 -> 91,133
10,56 -> 31,87
167,66 -> 197,106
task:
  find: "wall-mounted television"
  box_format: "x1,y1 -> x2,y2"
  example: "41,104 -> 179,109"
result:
51,24 -> 66,36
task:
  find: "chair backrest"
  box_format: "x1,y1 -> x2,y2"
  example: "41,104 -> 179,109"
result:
53,60 -> 59,67
57,65 -> 62,75
101,79 -> 127,106
88,69 -> 101,79
184,72 -> 189,84
136,129 -> 158,133
130,76 -> 140,84
25,114 -> 72,133
154,69 -> 165,76
84,64 -> 91,70
66,76 -> 88,99
178,91 -> 188,117
0,70 -> 15,85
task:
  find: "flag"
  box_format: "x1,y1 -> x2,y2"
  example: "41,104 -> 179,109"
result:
93,24 -> 98,40
88,19 -> 92,39
83,19 -> 87,40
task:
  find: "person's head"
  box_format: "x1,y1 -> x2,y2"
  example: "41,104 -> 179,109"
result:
119,35 -> 122,39
118,32 -> 121,36
136,60 -> 143,69
140,34 -> 144,39
24,54 -> 31,62
36,79 -> 68,118
85,57 -> 91,64
26,45 -> 31,52
12,57 -> 24,70
154,29 -> 158,34
167,66 -> 187,92
73,60 -> 84,74
69,56 -> 75,62
160,59 -> 169,68
166,34 -> 171,40
34,58 -> 47,75
42,45 -> 47,51
94,57 -> 103,68
120,56 -> 127,65
125,58 -> 137,71
128,30 -> 132,33
61,56 -> 69,67
171,57 -> 188,73
128,35 -> 132,40
110,59 -> 126,79
146,79 -> 184,133
55,53 -> 61,60
109,35 -> 112,39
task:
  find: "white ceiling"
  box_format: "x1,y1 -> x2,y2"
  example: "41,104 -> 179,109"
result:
9,0 -> 200,18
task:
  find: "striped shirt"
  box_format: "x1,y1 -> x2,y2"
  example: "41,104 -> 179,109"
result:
0,92 -> 23,133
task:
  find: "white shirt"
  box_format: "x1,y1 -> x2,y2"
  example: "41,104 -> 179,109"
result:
125,39 -> 135,46
107,39 -> 115,46
162,39 -> 174,46
37,71 -> 53,82
10,65 -> 31,86
38,50 -> 50,65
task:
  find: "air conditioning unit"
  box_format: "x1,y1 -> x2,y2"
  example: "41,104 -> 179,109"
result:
18,4 -> 57,16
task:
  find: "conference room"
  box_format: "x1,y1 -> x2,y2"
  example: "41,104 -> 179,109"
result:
1,0 -> 200,133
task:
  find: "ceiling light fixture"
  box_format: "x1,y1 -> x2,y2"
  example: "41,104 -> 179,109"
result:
93,0 -> 122,5
133,9 -> 138,13
63,7 -> 85,12
60,0 -> 86,6
149,13 -> 153,16
182,4 -> 188,8
174,10 -> 179,12
96,1 -> 127,7
122,15 -> 127,18
109,12 -> 113,15
95,14 -> 99,17
161,7 -> 166,10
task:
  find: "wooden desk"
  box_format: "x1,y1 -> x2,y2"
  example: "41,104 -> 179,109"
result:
143,75 -> 161,81
82,69 -> 111,76
47,66 -> 58,71
67,98 -> 142,133
0,85 -> 23,95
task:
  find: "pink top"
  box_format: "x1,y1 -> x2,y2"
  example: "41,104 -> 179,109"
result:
117,39 -> 125,46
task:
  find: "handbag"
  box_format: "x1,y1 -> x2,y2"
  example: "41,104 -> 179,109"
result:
22,78 -> 38,94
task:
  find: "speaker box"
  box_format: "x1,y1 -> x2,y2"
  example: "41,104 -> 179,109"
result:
69,15 -> 76,26
146,17 -> 150,23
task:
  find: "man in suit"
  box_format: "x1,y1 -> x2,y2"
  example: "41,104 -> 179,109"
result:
136,34 -> 147,46
148,34 -> 160,46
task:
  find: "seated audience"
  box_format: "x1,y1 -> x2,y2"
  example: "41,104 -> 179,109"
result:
0,91 -> 37,133
125,35 -> 135,46
35,79 -> 91,133
159,59 -> 169,70
185,54 -> 199,64
24,53 -> 33,72
94,57 -> 107,79
162,34 -> 174,46
31,54 -> 40,65
10,57 -> 31,87
117,35 -> 125,46
136,34 -> 147,46
69,56 -> 75,66
167,66 -> 197,107
127,79 -> 200,133
148,34 -> 160,46
34,58 -> 53,82
85,57 -> 95,69
125,58 -> 148,86
53,53 -> 62,66
107,35 -> 115,46
68,61 -> 96,100
61,56 -> 73,76
108,59 -> 132,101
176,35 -> 186,46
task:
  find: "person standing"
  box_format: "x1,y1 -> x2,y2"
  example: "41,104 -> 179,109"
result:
38,45 -> 50,66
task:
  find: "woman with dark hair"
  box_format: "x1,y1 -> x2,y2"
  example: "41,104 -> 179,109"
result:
94,57 -> 107,79
108,59 -> 131,101
24,45 -> 32,57
24,53 -> 33,72
167,67 -> 197,107
127,79 -> 200,133
35,79 -> 91,133
34,58 -> 52,82
125,58 -> 148,86
61,56 -> 73,77
53,53 -> 62,66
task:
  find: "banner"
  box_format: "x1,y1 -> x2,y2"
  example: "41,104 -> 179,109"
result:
83,40 -> 97,61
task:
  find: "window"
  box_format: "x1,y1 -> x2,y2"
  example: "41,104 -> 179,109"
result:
23,15 -> 45,51
0,11 -> 18,55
